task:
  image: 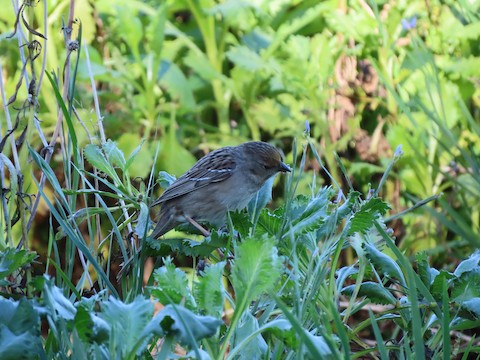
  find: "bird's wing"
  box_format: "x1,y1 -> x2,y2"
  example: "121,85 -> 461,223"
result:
152,147 -> 237,205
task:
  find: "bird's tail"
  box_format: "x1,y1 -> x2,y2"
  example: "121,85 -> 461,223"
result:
150,206 -> 177,239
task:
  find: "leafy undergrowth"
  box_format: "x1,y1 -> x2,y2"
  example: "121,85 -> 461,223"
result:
1,144 -> 480,358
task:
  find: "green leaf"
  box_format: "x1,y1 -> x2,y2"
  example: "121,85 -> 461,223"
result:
461,298 -> 480,319
257,209 -> 282,236
150,257 -> 196,309
231,236 -> 281,306
342,282 -> 397,305
194,261 -> 226,317
141,304 -> 223,348
100,296 -> 154,358
247,176 -> 274,225
0,297 -> 41,337
232,313 -> 268,359
230,211 -> 254,238
453,251 -> 480,277
42,278 -> 77,321
0,249 -> 36,278
146,4 -> 166,55
226,46 -> 266,71
75,306 -> 110,344
135,202 -> 150,238
284,187 -> 333,237
363,243 -> 406,286
451,271 -> 480,303
103,139 -> 126,171
0,325 -> 45,360
84,144 -> 121,185
184,51 -> 222,81
158,127 -> 197,175
157,171 -> 177,189
158,61 -> 196,111
348,197 -> 391,236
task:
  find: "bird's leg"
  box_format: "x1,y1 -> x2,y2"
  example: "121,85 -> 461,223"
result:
185,215 -> 211,237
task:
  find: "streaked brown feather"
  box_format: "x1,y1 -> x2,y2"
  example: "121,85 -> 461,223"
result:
151,146 -> 238,205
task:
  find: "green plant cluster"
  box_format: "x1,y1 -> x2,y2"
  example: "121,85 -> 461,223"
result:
1,0 -> 480,358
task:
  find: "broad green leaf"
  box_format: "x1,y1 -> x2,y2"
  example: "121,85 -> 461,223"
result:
231,236 -> 281,305
342,282 -> 397,305
226,46 -> 266,71
194,261 -> 226,317
158,60 -> 196,111
0,297 -> 41,337
84,144 -> 121,185
141,304 -> 223,348
364,243 -> 406,286
100,296 -> 154,359
453,251 -> 480,277
43,279 -> 77,321
75,306 -> 110,344
232,313 -> 268,359
150,257 -> 196,309
451,271 -> 480,303
229,211 -> 254,238
461,298 -> 480,319
0,325 -> 45,360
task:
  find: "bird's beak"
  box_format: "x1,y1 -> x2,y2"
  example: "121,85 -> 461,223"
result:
279,162 -> 292,173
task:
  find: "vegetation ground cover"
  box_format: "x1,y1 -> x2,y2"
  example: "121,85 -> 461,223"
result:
1,0 -> 479,358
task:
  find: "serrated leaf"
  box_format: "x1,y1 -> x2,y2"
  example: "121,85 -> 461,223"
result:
230,211 -> 253,238
284,188 -> 333,237
231,236 -> 281,305
363,243 -> 406,286
194,262 -> 226,318
348,197 -> 391,236
342,282 -> 397,305
150,257 -> 196,309
257,209 -> 282,236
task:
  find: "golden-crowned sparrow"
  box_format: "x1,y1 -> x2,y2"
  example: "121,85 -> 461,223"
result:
151,141 -> 291,238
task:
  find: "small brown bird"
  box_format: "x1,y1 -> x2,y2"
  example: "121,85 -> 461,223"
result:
150,141 -> 291,238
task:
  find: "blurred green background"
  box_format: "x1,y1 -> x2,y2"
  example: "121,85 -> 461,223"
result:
1,0 -> 479,263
